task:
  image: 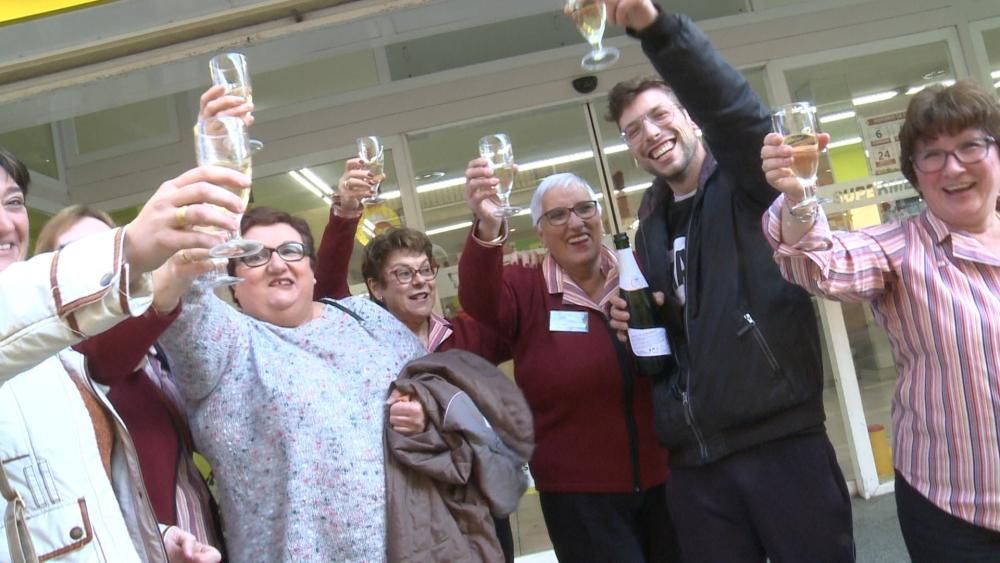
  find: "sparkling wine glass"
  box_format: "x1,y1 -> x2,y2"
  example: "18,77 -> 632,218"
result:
567,0 -> 620,71
209,53 -> 253,103
193,117 -> 263,268
357,136 -> 385,205
478,134 -> 521,217
772,103 -> 821,210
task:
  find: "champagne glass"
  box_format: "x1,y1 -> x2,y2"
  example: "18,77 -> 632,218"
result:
209,53 -> 252,103
194,116 -> 263,265
478,134 -> 521,217
772,103 -> 821,210
357,136 -> 385,205
567,0 -> 620,71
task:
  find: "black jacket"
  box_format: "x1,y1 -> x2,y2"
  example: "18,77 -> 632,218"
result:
632,11 -> 825,466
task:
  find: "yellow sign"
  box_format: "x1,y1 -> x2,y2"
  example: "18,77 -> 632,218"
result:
1,0 -> 110,25
355,204 -> 402,246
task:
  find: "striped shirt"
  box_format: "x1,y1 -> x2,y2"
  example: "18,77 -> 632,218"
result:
427,311 -> 453,352
542,246 -> 620,315
763,195 -> 1000,531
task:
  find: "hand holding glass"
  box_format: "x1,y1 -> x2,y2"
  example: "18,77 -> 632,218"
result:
209,53 -> 252,103
478,134 -> 521,218
193,117 -> 263,265
357,136 -> 384,205
771,103 -> 820,210
567,0 -> 620,71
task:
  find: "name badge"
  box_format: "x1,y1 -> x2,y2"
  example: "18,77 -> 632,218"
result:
549,310 -> 589,333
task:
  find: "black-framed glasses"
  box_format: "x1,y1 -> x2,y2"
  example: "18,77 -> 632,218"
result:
540,200 -> 599,226
911,136 -> 996,173
239,241 -> 308,268
388,263 -> 439,285
620,105 -> 676,144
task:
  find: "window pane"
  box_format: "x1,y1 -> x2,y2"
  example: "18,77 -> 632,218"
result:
73,96 -> 175,155
983,26 -> 1000,96
0,124 -> 59,178
252,149 -> 405,292
408,103 -> 611,318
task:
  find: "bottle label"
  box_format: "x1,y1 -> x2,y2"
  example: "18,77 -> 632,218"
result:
615,249 -> 649,291
627,327 -> 672,357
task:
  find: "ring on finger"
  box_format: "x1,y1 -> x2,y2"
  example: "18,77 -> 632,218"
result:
174,206 -> 189,229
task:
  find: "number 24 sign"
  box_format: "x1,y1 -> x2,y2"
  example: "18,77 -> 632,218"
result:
860,111 -> 906,175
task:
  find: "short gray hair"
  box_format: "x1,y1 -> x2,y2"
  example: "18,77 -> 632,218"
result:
530,173 -> 603,227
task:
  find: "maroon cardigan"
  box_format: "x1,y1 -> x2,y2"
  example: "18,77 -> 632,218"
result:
458,230 -> 668,493
73,307 -> 183,525
313,208 -> 512,364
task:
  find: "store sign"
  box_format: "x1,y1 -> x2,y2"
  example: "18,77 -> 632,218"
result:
819,175 -> 919,214
0,0 -> 109,25
859,111 -> 906,176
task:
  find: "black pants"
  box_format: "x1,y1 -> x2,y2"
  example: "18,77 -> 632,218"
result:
538,484 -> 679,562
665,432 -> 854,563
896,471 -> 1000,562
494,516 -> 514,563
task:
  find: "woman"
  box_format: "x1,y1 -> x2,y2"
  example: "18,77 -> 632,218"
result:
153,206 -> 427,561
459,168 -> 676,561
34,205 -> 222,552
0,145 -> 243,562
760,80 -> 1000,560
315,163 -> 522,560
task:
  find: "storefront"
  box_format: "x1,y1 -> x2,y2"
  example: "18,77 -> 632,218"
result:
3,0 -> 999,556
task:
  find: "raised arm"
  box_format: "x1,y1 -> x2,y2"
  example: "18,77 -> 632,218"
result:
761,195 -> 900,302
609,0 -> 774,206
314,158 -> 371,300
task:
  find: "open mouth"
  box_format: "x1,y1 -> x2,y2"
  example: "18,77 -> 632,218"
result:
408,291 -> 430,302
269,277 -> 295,288
567,233 -> 590,246
941,182 -> 974,195
0,243 -> 13,252
648,139 -> 676,160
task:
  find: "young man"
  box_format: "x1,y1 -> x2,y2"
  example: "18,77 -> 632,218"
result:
603,1 -> 855,561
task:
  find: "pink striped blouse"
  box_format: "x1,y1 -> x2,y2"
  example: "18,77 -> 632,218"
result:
762,195 -> 1000,531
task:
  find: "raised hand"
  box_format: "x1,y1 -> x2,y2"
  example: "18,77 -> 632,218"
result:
337,158 -> 377,212
603,0 -> 658,31
761,131 -> 830,202
463,157 -> 504,239
199,84 -> 254,127
123,165 -> 247,277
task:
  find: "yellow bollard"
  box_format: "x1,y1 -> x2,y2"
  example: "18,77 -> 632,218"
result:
868,424 -> 894,480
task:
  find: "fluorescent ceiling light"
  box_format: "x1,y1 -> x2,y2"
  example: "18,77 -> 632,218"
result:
288,170 -> 328,200
819,110 -> 856,124
425,220 -> 473,236
906,79 -> 955,96
992,70 -> 1000,79
622,182 -> 652,193
603,143 -> 629,155
852,91 -> 897,106
299,168 -> 333,195
995,80 -> 1000,89
827,136 -> 863,149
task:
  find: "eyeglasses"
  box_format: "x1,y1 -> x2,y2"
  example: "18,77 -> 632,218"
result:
239,241 -> 308,268
620,105 -> 676,144
911,136 -> 996,173
540,200 -> 599,226
388,263 -> 439,285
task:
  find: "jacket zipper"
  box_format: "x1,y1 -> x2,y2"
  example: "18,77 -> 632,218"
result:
682,195 -> 710,462
738,313 -> 781,374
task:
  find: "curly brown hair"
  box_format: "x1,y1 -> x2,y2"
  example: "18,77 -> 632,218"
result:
899,80 -> 1000,187
362,227 -> 434,287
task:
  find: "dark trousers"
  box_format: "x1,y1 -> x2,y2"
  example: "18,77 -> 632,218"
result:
896,471 -> 1000,562
665,432 -> 854,563
494,516 -> 514,563
539,484 -> 679,562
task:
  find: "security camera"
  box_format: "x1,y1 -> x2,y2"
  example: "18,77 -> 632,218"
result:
572,75 -> 598,95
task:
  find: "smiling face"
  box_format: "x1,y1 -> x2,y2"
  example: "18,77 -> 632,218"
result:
367,250 -> 437,332
618,88 -> 705,193
232,222 -> 316,327
536,181 -> 603,275
0,168 -> 28,273
913,128 -> 1000,233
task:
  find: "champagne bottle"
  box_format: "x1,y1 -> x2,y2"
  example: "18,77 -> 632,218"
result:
613,233 -> 676,379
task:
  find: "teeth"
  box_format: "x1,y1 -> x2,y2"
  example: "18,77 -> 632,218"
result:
650,140 -> 675,159
0,244 -> 11,251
